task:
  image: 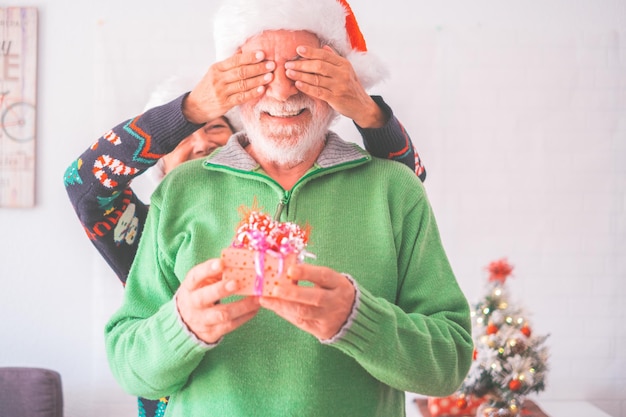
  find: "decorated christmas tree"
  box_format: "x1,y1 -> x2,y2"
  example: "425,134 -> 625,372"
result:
458,258 -> 550,416
426,258 -> 550,417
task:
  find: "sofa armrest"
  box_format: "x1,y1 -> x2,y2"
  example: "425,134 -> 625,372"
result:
0,367 -> 63,417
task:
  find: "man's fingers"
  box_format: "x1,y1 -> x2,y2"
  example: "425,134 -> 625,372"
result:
265,285 -> 325,307
191,297 -> 261,344
200,309 -> 259,343
259,297 -> 310,321
259,297 -> 340,340
262,266 -> 344,306
190,277 -> 244,309
288,264 -> 341,289
204,296 -> 260,326
182,259 -> 224,291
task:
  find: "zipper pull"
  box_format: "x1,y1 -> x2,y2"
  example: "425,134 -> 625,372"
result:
274,192 -> 290,221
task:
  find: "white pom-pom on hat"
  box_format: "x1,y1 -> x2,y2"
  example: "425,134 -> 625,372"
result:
213,0 -> 388,90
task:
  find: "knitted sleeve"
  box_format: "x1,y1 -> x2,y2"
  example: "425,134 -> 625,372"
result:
358,95 -> 426,181
104,199 -> 211,399
62,94 -> 202,284
328,182 -> 473,396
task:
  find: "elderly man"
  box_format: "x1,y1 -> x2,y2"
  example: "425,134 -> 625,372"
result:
105,1 -> 472,416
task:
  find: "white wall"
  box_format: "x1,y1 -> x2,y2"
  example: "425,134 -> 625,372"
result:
0,0 -> 624,416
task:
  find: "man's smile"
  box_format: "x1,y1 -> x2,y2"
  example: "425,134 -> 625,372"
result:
264,108 -> 306,118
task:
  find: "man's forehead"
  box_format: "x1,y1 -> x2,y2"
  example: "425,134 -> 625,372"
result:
240,30 -> 321,56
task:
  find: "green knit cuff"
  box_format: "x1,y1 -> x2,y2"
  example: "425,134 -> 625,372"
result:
319,273 -> 360,344
173,290 -> 222,351
321,277 -> 386,354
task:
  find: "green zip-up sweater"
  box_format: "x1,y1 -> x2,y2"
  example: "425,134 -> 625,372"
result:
105,132 -> 472,417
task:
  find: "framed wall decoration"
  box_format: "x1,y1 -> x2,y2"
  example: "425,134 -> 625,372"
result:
0,7 -> 37,208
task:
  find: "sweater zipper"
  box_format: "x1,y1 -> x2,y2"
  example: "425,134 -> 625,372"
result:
273,190 -> 290,221
206,156 -> 369,221
271,166 -> 325,221
272,159 -> 362,222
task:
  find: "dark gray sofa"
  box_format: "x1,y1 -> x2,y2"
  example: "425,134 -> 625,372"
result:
0,367 -> 63,417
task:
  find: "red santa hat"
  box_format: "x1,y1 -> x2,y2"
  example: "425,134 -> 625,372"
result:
213,0 -> 388,89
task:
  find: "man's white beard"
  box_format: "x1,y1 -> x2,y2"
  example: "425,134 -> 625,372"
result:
240,94 -> 336,167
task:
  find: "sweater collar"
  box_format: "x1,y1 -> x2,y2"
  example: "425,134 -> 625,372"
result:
204,131 -> 370,171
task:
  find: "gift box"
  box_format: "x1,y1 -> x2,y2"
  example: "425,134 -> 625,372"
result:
222,208 -> 311,296
221,247 -> 298,297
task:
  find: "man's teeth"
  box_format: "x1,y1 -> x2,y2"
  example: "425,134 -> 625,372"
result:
267,109 -> 304,117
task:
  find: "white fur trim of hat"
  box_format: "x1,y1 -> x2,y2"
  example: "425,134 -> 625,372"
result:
213,0 -> 388,90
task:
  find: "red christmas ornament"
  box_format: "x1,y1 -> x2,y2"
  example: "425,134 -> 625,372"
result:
473,348 -> 478,360
457,397 -> 468,409
521,325 -> 532,337
509,379 -> 522,391
486,323 -> 499,335
486,258 -> 514,283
